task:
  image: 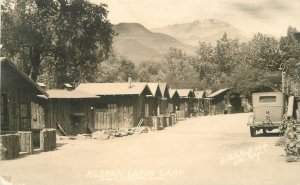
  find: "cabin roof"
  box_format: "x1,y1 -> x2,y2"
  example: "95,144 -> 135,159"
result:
158,83 -> 170,98
177,89 -> 194,98
207,88 -> 230,98
46,89 -> 99,99
0,57 -> 48,96
195,91 -> 205,99
147,83 -> 163,97
169,89 -> 177,98
75,82 -> 149,96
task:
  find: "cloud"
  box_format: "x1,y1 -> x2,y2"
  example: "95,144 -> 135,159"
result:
232,0 -> 293,19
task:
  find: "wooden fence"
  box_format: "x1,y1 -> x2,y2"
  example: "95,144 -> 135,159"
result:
0,134 -> 20,160
40,129 -> 56,152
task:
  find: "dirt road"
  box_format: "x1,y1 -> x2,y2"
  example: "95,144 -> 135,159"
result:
1,113 -> 299,185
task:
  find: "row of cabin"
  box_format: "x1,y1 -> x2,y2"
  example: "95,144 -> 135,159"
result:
1,58 -> 242,138
42,85 -> 242,135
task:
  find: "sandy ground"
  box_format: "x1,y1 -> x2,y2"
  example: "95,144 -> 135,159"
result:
0,113 -> 299,185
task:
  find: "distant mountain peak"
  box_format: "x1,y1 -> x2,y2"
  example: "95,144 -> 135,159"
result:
152,19 -> 249,46
112,22 -> 195,64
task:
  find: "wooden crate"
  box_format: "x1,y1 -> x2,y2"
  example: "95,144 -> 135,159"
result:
0,134 -> 20,160
40,129 -> 56,152
164,115 -> 171,127
176,110 -> 185,120
170,114 -> 177,125
18,131 -> 33,154
158,116 -> 165,129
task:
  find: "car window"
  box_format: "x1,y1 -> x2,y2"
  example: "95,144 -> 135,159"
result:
259,96 -> 276,103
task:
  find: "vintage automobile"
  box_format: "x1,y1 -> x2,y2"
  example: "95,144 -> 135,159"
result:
247,92 -> 287,137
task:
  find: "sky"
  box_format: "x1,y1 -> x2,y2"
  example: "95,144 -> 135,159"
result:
90,0 -> 300,37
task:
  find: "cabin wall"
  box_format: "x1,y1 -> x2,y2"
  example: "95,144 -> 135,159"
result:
45,99 -> 94,135
93,95 -> 141,130
179,98 -> 193,117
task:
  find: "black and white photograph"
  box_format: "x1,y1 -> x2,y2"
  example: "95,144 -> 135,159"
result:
0,0 -> 300,184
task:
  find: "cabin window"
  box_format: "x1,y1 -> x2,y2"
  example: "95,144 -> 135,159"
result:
259,96 -> 276,103
108,104 -> 117,113
20,103 -> 30,130
1,94 -> 9,131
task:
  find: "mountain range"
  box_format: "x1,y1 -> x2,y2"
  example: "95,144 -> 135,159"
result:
112,19 -> 250,64
152,19 -> 250,46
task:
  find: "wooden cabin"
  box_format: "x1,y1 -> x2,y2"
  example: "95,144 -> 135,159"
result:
206,88 -> 242,115
0,58 -> 48,133
76,82 -> 152,130
0,57 -> 53,152
44,86 -> 100,136
158,83 -> 173,114
147,83 -> 163,116
169,89 -> 180,113
176,89 -> 195,118
193,90 -> 206,116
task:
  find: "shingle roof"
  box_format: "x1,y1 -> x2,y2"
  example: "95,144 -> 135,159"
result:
195,91 -> 205,99
75,82 -> 150,96
177,89 -> 194,98
207,88 -> 230,98
47,89 -> 99,99
1,57 -> 48,96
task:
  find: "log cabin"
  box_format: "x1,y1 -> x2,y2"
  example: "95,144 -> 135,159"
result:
75,81 -> 152,130
44,86 -> 100,136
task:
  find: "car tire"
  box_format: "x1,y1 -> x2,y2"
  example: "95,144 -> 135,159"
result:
250,127 -> 256,137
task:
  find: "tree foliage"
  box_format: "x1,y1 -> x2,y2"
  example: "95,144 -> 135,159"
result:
2,0 -> 115,87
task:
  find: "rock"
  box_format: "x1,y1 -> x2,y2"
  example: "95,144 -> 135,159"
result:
57,135 -> 69,140
76,134 -> 88,140
92,131 -> 110,140
135,126 -> 149,134
119,130 -> 129,136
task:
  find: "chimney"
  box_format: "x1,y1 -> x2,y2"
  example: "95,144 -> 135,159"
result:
128,76 -> 132,88
37,82 -> 47,91
63,83 -> 73,91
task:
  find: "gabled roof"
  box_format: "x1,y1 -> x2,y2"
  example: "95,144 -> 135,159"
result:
75,82 -> 150,96
169,89 -> 180,99
207,88 -> 230,98
46,89 -> 99,99
0,57 -> 48,96
159,83 -> 170,98
147,83 -> 162,97
194,91 -> 205,99
177,89 -> 195,98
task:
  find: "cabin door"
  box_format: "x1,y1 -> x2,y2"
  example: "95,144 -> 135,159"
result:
31,102 -> 45,129
1,94 -> 9,132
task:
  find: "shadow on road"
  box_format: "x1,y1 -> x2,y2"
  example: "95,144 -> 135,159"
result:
255,132 -> 281,137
